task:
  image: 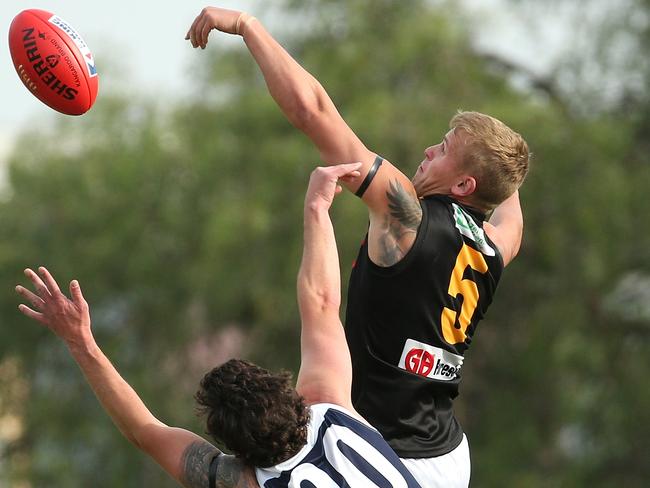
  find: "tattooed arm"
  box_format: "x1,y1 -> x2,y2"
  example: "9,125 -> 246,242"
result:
15,267 -> 259,488
367,179 -> 423,267
181,442 -> 258,488
128,428 -> 258,487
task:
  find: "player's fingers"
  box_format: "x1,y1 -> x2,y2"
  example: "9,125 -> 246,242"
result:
69,280 -> 87,309
199,19 -> 213,48
38,267 -> 62,296
24,268 -> 52,299
199,14 -> 218,46
189,18 -> 201,48
191,17 -> 204,48
18,304 -> 47,325
187,12 -> 202,44
334,162 -> 363,175
339,170 -> 361,183
15,285 -> 45,310
323,162 -> 363,181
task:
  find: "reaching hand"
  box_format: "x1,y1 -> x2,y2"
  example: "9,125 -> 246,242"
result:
305,163 -> 362,211
16,267 -> 92,348
185,7 -> 254,48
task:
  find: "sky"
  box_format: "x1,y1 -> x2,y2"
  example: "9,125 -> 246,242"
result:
1,0 -> 571,166
1,0 -> 256,162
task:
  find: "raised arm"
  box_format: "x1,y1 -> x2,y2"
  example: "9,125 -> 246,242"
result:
483,190 -> 523,267
187,7 -> 371,167
15,267 -> 257,488
295,163 -> 361,410
185,7 -> 418,229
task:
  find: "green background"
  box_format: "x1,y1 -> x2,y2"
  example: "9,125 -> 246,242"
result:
1,1 -> 648,486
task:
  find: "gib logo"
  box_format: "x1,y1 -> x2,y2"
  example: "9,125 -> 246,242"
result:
398,339 -> 464,381
404,348 -> 435,376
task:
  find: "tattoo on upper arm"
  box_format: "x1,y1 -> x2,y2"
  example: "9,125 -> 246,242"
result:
181,441 -> 220,488
181,441 -> 257,488
387,180 -> 422,229
377,180 -> 423,266
214,456 -> 257,488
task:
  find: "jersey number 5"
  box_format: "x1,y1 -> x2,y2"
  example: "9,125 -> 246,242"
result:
441,243 -> 488,344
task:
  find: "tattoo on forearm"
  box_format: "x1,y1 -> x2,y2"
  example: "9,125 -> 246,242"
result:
377,180 -> 422,266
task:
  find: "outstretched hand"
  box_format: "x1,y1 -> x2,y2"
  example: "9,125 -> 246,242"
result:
305,163 -> 362,211
15,267 -> 91,348
185,6 -> 252,48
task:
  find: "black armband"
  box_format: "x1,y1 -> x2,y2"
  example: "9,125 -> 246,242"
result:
209,453 -> 222,488
355,155 -> 384,198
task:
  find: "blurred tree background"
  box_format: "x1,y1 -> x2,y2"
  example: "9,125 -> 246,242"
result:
1,0 -> 648,486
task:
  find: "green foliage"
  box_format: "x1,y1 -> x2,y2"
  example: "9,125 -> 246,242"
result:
0,0 -> 648,486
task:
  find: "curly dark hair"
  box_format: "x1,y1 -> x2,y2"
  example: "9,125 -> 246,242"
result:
195,359 -> 310,468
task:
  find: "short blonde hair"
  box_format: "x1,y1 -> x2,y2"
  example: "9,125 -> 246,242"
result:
450,111 -> 530,211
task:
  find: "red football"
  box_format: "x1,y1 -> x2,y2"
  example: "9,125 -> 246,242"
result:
8,9 -> 99,116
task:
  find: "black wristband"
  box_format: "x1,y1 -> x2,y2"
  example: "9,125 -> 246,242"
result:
355,155 -> 384,198
209,453 -> 222,488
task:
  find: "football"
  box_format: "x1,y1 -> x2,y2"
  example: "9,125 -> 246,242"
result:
8,9 -> 98,116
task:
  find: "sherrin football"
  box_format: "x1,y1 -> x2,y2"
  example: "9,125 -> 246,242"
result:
8,9 -> 98,115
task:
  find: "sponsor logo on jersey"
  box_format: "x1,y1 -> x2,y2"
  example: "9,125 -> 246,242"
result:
452,203 -> 495,256
398,338 -> 463,381
48,15 -> 97,78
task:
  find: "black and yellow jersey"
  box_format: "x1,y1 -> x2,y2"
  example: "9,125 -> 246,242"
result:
345,194 -> 504,458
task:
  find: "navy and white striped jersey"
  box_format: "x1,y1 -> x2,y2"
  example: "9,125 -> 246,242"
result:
255,403 -> 422,488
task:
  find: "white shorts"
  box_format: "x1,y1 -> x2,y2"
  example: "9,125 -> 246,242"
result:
400,434 -> 471,488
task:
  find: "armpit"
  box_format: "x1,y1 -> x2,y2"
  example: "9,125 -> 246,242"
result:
387,180 -> 422,230
373,180 -> 422,266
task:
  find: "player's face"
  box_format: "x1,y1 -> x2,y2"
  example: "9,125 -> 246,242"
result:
411,128 -> 466,197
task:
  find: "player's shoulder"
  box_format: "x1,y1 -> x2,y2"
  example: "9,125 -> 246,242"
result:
446,200 -> 503,262
418,195 -> 460,236
419,196 -> 499,257
424,196 -> 487,231
310,402 -> 372,428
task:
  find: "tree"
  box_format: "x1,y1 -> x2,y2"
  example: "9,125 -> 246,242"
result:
1,0 -> 647,485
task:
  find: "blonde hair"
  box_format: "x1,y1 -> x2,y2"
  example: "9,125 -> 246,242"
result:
450,111 -> 530,211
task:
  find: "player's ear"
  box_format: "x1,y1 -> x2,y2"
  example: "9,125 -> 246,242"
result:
451,176 -> 476,197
